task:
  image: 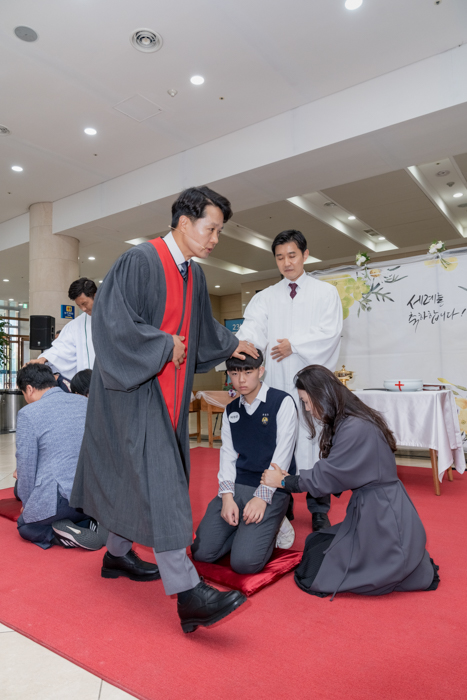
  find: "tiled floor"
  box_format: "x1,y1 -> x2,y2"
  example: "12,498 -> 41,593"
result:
0,417 -> 428,699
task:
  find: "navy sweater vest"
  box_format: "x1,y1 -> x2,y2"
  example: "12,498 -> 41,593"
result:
226,387 -> 297,489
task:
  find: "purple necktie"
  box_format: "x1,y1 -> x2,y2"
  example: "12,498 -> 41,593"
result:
289,283 -> 298,299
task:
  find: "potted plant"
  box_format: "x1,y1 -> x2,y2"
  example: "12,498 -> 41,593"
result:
0,319 -> 8,371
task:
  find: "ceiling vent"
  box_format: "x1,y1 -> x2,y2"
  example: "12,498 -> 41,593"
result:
130,29 -> 163,53
436,170 -> 450,177
0,125 -> 10,135
457,203 -> 467,208
323,201 -> 337,207
364,229 -> 378,237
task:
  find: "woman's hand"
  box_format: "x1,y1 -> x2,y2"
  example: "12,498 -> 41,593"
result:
260,463 -> 287,489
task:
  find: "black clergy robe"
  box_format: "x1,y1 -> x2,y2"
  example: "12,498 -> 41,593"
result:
70,239 -> 238,552
288,416 -> 437,597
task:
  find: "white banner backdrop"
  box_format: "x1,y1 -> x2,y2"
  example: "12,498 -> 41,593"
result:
312,248 -> 467,450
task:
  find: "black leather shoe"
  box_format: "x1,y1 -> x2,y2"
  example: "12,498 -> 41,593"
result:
178,580 -> 247,633
101,550 -> 161,581
312,513 -> 331,532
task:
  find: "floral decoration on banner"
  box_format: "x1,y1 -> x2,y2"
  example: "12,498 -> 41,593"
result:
356,252 -> 370,267
438,378 -> 467,444
324,266 -> 407,320
427,240 -> 453,270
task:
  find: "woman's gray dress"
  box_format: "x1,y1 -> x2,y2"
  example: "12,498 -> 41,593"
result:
286,416 -> 437,597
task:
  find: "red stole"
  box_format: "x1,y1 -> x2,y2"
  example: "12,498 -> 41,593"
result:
150,237 -> 193,430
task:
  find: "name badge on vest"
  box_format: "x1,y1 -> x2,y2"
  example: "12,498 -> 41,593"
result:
229,412 -> 240,424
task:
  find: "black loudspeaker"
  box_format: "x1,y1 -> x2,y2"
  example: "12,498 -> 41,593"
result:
29,315 -> 55,350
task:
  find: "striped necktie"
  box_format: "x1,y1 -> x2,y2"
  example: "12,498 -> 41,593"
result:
180,261 -> 189,281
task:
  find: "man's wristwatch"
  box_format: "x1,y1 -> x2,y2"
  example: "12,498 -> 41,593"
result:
281,478 -> 286,488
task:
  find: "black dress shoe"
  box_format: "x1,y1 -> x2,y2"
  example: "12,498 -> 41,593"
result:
312,513 -> 331,532
178,580 -> 247,633
101,550 -> 161,581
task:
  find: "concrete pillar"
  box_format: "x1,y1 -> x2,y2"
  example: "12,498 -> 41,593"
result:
29,203 -> 79,354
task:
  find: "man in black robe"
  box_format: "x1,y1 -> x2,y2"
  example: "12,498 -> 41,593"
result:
71,187 -> 257,633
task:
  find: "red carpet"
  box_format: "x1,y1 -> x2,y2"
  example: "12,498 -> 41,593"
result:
0,487 -> 21,521
1,448 -> 466,700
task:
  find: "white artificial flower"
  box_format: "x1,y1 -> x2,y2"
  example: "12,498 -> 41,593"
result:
436,241 -> 443,250
356,256 -> 364,266
429,245 -> 438,255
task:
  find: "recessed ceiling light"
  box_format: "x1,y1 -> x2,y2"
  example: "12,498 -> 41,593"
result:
3,279 -> 9,282
12,165 -> 23,172
348,215 -> 356,220
453,192 -> 463,198
167,89 -> 178,97
215,285 -> 220,288
190,75 -> 205,85
345,0 -> 363,8
99,280 -> 103,283
9,299 -> 13,301
88,256 -> 95,260
246,291 -> 250,294
378,236 -> 386,240
436,170 -> 450,177
14,26 -> 38,42
84,128 -> 97,136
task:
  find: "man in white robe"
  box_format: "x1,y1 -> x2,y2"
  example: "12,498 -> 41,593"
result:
236,229 -> 343,532
30,278 -> 96,380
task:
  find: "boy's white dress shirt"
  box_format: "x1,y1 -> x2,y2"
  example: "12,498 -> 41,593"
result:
218,383 -> 298,504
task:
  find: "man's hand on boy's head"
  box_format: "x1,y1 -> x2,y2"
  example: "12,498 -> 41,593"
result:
270,338 -> 292,362
243,496 -> 267,525
231,340 -> 259,361
221,493 -> 239,526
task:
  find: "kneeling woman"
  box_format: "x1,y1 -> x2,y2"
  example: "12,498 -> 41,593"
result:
261,365 -> 439,599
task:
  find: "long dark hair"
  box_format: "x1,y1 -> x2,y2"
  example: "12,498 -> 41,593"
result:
295,365 -> 397,458
70,369 -> 92,397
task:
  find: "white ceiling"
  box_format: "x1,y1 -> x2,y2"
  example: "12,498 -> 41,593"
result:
2,0 -> 467,224
3,1 -> 467,304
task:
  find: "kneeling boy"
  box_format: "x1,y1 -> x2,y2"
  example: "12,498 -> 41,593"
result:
192,350 -> 297,574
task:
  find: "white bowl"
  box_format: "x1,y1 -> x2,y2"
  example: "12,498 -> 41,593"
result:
384,379 -> 423,392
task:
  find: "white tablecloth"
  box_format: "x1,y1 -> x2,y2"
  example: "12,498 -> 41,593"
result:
355,390 -> 465,481
195,391 -> 238,409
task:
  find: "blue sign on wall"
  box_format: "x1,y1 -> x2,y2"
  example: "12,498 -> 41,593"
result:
61,305 -> 75,319
225,318 -> 244,333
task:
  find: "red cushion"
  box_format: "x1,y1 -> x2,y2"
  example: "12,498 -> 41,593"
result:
190,548 -> 303,596
0,494 -> 22,522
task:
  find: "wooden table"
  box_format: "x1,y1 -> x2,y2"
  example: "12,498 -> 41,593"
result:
195,391 -> 238,448
189,398 -> 201,443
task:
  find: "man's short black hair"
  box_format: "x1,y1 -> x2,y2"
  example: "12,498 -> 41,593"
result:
226,348 -> 263,373
17,363 -> 57,393
271,229 -> 308,255
171,186 -> 233,230
68,277 -> 97,301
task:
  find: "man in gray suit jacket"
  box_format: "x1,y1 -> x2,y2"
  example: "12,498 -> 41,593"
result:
15,364 -> 105,550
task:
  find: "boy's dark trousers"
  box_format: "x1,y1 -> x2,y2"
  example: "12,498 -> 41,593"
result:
192,483 -> 290,575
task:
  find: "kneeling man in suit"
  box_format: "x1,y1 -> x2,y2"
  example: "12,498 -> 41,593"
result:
15,363 -> 105,550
